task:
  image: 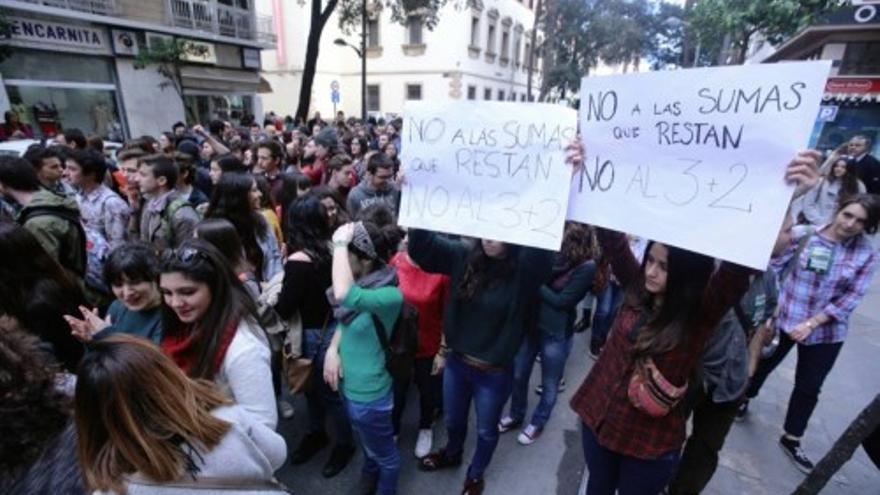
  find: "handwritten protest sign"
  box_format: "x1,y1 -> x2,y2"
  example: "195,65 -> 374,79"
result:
399,101 -> 577,250
568,61 -> 831,269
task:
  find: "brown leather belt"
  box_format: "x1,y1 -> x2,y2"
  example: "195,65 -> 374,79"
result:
457,352 -> 506,372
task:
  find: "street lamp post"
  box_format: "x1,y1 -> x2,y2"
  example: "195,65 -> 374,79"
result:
333,1 -> 368,122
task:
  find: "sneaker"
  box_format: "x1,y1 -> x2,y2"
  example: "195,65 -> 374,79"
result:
415,428 -> 433,458
497,416 -> 522,433
517,424 -> 543,445
735,400 -> 749,421
322,444 -> 356,478
290,431 -> 328,465
779,436 -> 814,473
461,477 -> 485,495
278,399 -> 295,419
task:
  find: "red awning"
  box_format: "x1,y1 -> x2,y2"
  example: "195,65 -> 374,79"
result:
823,77 -> 880,104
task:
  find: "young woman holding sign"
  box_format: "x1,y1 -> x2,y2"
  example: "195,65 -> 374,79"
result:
742,194 -> 879,473
565,141 -> 821,495
406,228 -> 554,495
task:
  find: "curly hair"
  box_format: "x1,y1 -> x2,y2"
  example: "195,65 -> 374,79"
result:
0,317 -> 72,474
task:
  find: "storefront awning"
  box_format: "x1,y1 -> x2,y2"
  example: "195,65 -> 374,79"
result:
180,66 -> 261,93
258,76 -> 274,94
823,78 -> 880,104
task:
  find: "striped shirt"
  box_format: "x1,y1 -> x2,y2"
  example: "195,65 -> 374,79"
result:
771,225 -> 878,345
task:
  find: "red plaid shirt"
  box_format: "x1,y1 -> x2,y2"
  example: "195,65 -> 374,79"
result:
570,229 -> 753,459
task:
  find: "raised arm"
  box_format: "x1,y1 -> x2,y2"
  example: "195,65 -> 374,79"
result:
595,228 -> 641,290
407,228 -> 466,276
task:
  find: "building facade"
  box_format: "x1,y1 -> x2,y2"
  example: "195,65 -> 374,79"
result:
0,0 -> 274,140
258,0 -> 543,119
759,3 -> 880,155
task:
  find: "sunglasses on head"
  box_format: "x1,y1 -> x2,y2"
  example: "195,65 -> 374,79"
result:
162,247 -> 209,264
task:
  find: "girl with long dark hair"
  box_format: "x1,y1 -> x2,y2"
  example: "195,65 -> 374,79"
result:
407,228 -> 554,495
158,238 -> 276,429
75,334 -> 286,494
195,218 -> 260,297
205,172 -> 282,284
798,156 -> 866,226
500,222 -> 596,445
565,143 -> 822,494
277,193 -> 357,477
0,221 -> 86,372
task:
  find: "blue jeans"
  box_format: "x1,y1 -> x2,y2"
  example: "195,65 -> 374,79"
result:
591,281 -> 623,346
509,332 -> 573,428
344,391 -> 401,495
581,423 -> 681,495
444,352 -> 513,480
304,326 -> 354,447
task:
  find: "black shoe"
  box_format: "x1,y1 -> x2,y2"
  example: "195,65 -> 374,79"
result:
290,431 -> 328,465
349,472 -> 378,495
573,312 -> 592,333
322,444 -> 356,478
589,340 -> 603,360
735,400 -> 749,421
779,436 -> 814,473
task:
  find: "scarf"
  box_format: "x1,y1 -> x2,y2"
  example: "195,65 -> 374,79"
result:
161,317 -> 239,378
326,265 -> 398,325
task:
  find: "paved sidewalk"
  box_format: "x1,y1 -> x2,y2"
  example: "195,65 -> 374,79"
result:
276,278 -> 880,494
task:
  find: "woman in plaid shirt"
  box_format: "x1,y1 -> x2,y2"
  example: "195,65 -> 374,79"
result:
565,142 -> 822,495
743,194 -> 880,473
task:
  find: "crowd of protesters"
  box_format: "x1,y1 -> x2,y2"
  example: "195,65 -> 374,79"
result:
0,109 -> 878,495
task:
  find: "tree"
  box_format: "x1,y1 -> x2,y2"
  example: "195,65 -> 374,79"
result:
133,38 -> 209,123
538,0 -> 677,101
0,10 -> 14,64
688,0 -> 845,65
294,0 -> 452,122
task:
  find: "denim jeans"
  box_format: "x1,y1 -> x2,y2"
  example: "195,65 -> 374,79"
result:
304,326 -> 354,447
344,391 -> 401,495
581,423 -> 681,495
444,352 -> 513,480
509,332 -> 573,429
746,331 -> 843,438
591,282 -> 623,346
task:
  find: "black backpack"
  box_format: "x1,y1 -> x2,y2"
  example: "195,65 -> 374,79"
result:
371,302 -> 419,382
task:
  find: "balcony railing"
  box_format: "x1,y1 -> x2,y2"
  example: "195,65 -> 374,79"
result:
168,0 -> 276,43
20,0 -> 120,15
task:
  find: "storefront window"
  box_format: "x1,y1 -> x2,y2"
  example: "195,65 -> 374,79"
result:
810,102 -> 880,155
185,93 -> 254,127
0,50 -> 114,84
5,85 -> 123,141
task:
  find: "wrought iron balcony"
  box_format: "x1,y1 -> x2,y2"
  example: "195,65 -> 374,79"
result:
20,0 -> 120,16
168,0 -> 276,43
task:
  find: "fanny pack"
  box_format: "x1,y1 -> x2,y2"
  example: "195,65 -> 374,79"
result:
627,357 -> 688,417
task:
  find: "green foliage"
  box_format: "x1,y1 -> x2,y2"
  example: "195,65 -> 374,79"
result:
688,0 -> 845,64
540,0 -> 680,99
133,38 -> 205,122
0,9 -> 14,64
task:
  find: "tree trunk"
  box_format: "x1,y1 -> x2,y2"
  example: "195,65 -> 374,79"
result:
295,0 -> 339,122
792,395 -> 880,495
680,0 -> 696,67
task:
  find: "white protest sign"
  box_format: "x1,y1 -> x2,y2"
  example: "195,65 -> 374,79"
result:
399,101 -> 577,250
567,61 -> 831,269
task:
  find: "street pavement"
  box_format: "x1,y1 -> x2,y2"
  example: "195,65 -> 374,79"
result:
276,277 -> 880,495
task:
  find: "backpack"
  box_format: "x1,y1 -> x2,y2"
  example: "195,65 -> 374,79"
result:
161,196 -> 198,244
19,205 -> 93,280
370,302 -> 419,382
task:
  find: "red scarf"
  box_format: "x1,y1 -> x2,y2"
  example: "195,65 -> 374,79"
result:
161,318 -> 239,378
